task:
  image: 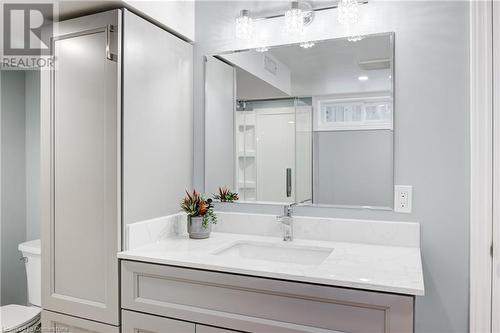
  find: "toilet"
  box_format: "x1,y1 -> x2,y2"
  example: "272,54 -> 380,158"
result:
0,239 -> 41,333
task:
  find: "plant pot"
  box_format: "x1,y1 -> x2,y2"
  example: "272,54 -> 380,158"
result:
187,216 -> 211,239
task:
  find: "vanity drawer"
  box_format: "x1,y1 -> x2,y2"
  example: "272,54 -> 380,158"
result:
122,309 -> 194,333
197,325 -> 239,333
121,260 -> 414,333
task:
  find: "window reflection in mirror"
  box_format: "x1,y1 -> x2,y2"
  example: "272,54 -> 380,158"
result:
205,32 -> 394,209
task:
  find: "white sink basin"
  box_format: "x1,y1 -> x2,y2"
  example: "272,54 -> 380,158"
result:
212,241 -> 333,266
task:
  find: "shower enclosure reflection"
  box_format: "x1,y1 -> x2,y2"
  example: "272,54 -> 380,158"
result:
235,98 -> 312,203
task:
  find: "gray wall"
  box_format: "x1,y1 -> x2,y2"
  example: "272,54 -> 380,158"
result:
0,70 -> 41,305
25,71 -> 40,241
205,57 -> 235,194
313,130 -> 393,208
1,71 -> 28,305
194,1 -> 469,332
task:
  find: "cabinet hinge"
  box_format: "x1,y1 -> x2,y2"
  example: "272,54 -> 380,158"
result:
491,243 -> 494,257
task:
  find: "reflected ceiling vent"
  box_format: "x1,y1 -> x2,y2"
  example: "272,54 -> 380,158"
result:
264,55 -> 278,75
358,58 -> 390,70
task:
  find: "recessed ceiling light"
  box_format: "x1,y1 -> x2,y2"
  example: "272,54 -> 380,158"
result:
358,76 -> 369,81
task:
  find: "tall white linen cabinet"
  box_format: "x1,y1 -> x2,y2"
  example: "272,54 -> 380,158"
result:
40,8 -> 193,332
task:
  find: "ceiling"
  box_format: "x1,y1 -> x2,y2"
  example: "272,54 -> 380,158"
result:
236,67 -> 289,100
49,0 -> 340,21
236,34 -> 393,98
46,1 -> 123,21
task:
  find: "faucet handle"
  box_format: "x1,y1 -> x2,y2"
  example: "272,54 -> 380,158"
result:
280,215 -> 292,225
276,215 -> 289,222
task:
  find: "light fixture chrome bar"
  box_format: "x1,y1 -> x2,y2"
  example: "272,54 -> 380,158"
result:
251,0 -> 368,21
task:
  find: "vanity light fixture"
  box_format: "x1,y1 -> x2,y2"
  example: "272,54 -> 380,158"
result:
338,0 -> 360,26
255,46 -> 269,52
358,75 -> 369,81
285,2 -> 304,34
285,1 -> 315,35
299,41 -> 315,49
338,0 -> 364,42
234,1 -> 366,41
235,9 -> 253,40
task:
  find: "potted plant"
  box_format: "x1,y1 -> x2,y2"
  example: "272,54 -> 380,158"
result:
180,190 -> 217,239
213,187 -> 239,203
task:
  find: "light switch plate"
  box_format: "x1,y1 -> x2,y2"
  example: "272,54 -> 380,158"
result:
394,185 -> 413,213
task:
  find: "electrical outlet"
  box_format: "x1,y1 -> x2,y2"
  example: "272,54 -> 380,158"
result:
394,185 -> 413,213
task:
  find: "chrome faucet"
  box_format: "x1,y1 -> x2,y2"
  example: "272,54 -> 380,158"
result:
277,203 -> 296,241
276,200 -> 311,241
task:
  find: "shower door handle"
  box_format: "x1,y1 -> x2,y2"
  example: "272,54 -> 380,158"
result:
286,168 -> 292,197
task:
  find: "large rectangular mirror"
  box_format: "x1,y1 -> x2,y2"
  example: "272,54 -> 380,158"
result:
205,32 -> 394,209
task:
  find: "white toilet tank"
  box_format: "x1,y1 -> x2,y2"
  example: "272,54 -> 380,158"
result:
18,239 -> 41,307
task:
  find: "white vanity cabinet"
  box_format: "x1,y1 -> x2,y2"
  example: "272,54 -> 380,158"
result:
40,9 -> 122,326
120,260 -> 415,333
41,7 -> 193,330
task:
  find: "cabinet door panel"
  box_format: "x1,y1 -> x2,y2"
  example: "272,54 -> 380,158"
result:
42,310 -> 119,333
41,10 -> 121,325
122,310 -> 195,333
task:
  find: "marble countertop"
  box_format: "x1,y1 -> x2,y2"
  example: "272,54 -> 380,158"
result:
118,231 -> 424,296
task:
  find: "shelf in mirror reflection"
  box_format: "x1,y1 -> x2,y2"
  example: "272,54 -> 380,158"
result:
238,123 -> 255,128
238,150 -> 255,157
238,181 -> 256,189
